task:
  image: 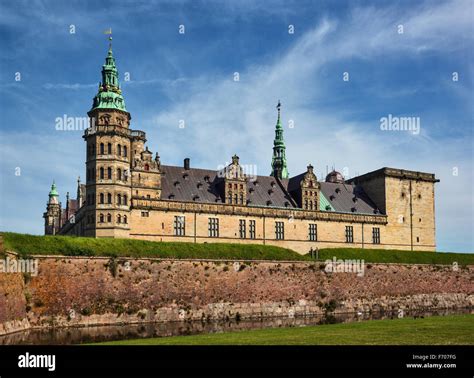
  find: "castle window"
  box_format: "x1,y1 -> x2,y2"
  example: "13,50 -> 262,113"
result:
240,194 -> 244,204
123,215 -> 127,224
208,218 -> 219,238
309,201 -> 313,210
107,167 -> 112,179
416,236 -> 420,243
418,194 -> 422,199
234,194 -> 238,204
117,194 -> 122,205
309,224 -> 317,241
141,211 -> 149,217
107,143 -> 112,154
144,164 -> 149,171
239,219 -> 246,239
304,199 -> 308,209
117,214 -> 121,224
99,193 -> 104,204
107,213 -> 112,222
249,220 -> 256,239
372,227 -> 380,244
345,226 -> 354,243
107,193 -> 112,204
99,214 -> 104,223
123,145 -> 127,157
100,167 -> 104,180
228,194 -> 232,204
100,143 -> 104,155
124,195 -> 128,205
118,144 -> 122,156
117,168 -> 122,181
240,184 -> 243,190
174,216 -> 185,236
275,221 -> 284,240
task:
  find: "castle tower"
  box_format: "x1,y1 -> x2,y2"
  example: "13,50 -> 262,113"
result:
270,101 -> 289,179
43,182 -> 62,235
83,37 -> 135,238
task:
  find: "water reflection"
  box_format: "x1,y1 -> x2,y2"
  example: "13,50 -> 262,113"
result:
1,307 -> 471,345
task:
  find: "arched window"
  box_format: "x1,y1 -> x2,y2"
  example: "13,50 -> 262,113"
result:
123,195 -> 128,205
304,199 -> 308,209
234,194 -> 238,204
117,214 -> 121,223
123,145 -> 127,157
123,215 -> 127,224
228,194 -> 232,204
100,143 -> 104,155
118,144 -> 122,156
100,167 -> 104,180
117,168 -> 122,181
309,201 -> 313,210
144,163 -> 149,171
99,193 -> 104,204
240,194 -> 244,204
107,213 -> 112,222
99,214 -> 104,223
117,194 -> 122,205
107,167 -> 112,179
107,193 -> 112,204
107,143 -> 112,154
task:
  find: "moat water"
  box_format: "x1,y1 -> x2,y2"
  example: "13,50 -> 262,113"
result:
1,308 -> 471,345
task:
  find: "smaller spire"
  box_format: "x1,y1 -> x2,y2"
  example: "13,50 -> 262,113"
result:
49,181 -> 59,197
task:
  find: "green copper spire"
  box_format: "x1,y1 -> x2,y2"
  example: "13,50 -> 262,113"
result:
270,101 -> 289,179
90,37 -> 127,112
49,181 -> 59,197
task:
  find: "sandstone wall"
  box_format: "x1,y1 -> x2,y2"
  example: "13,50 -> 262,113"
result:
0,255 -> 472,335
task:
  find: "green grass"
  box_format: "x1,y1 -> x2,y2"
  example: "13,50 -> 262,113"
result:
2,232 -> 472,264
94,315 -> 474,345
313,248 -> 474,265
1,232 -> 310,261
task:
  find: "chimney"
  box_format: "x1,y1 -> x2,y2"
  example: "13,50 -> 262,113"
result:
184,158 -> 190,170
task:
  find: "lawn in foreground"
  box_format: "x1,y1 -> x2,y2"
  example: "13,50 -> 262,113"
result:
94,315 -> 474,345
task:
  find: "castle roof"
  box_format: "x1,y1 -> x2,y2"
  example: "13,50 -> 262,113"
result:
159,164 -> 379,214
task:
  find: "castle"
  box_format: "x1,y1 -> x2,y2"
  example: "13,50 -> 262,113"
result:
43,43 -> 439,254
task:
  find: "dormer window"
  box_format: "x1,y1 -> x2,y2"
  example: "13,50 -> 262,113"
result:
193,195 -> 200,201
183,173 -> 189,180
335,188 -> 341,194
204,175 -> 210,183
266,200 -> 272,206
351,207 -> 356,212
270,181 -> 276,188
174,181 -> 180,187
168,194 -> 175,199
249,187 -> 254,193
197,182 -> 203,189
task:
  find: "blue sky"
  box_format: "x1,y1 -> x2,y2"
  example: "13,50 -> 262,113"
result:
0,0 -> 472,252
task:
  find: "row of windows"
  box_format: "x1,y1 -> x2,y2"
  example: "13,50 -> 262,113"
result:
345,226 -> 381,244
86,213 -> 128,224
88,143 -> 129,157
228,194 -> 245,204
98,213 -> 128,224
98,193 -> 128,205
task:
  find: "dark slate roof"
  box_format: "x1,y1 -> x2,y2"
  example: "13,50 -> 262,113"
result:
160,165 -> 298,208
319,182 -> 380,215
287,172 -> 305,193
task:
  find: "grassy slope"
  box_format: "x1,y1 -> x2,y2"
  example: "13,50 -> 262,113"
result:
2,232 -> 473,264
314,248 -> 474,265
95,315 -> 474,345
1,232 -> 310,261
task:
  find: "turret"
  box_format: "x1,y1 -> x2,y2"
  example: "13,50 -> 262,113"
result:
43,182 -> 62,235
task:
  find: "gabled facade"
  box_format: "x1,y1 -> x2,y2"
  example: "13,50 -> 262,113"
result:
44,43 -> 439,253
